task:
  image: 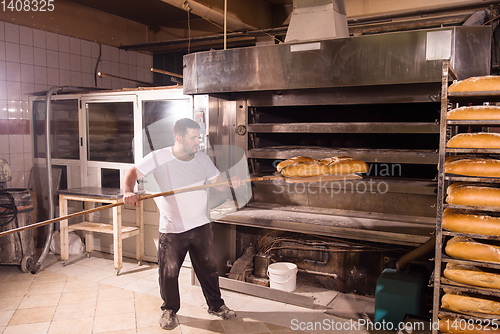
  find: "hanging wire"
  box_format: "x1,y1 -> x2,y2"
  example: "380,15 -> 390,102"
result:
257,230 -> 278,250
187,6 -> 191,54
94,44 -> 102,87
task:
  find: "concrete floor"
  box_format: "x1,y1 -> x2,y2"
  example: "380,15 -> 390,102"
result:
0,251 -> 378,334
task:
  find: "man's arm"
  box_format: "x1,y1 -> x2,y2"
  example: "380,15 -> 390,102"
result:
123,167 -> 142,207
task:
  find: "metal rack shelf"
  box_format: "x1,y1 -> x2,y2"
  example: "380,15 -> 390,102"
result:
439,310 -> 499,321
444,203 -> 500,213
448,91 -> 500,103
441,255 -> 500,271
447,120 -> 500,126
442,230 -> 500,241
248,146 -> 438,164
445,174 -> 500,183
247,122 -> 440,134
445,148 -> 500,154
440,277 -> 500,298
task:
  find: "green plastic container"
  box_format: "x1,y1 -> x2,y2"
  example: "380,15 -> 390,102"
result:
374,268 -> 426,328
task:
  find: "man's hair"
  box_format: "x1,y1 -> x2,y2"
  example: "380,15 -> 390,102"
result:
173,118 -> 199,137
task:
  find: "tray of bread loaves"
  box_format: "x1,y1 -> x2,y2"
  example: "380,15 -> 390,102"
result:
446,133 -> 500,154
447,105 -> 500,126
440,263 -> 500,297
440,278 -> 500,298
445,182 -> 500,213
447,75 -> 500,101
444,156 -> 500,182
440,291 -> 500,320
275,156 -> 368,183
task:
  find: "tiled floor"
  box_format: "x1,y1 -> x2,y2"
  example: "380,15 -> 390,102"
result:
0,251 -> 375,334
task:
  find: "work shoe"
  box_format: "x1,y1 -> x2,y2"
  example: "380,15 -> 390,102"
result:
159,310 -> 177,330
208,304 -> 237,320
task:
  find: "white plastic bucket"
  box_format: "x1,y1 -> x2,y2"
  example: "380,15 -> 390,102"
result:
267,262 -> 298,292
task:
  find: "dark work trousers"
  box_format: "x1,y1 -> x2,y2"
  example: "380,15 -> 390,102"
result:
157,223 -> 225,314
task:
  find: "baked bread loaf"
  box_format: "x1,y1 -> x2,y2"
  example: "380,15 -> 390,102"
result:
447,133 -> 500,149
439,316 -> 500,334
319,156 -> 351,165
443,263 -> 500,289
438,155 -> 475,170
445,158 -> 500,177
448,106 -> 500,120
446,182 -> 476,195
445,237 -> 500,263
443,208 -> 500,236
280,162 -> 330,177
448,76 -> 500,92
276,156 -> 319,173
319,156 -> 369,175
441,292 -> 500,316
446,184 -> 500,208
446,155 -> 472,164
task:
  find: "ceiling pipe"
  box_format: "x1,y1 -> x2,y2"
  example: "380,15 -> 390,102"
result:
120,27 -> 287,52
348,0 -> 500,26
224,0 -> 227,50
160,0 -> 257,31
97,72 -> 156,86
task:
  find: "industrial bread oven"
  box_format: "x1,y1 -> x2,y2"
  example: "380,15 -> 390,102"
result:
183,26 -> 492,296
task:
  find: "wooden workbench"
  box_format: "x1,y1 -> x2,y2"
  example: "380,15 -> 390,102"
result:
58,187 -> 144,275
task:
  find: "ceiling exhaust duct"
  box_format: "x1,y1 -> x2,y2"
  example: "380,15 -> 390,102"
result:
285,0 -> 349,43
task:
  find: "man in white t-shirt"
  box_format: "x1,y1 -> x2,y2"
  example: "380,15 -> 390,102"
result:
123,118 -> 245,330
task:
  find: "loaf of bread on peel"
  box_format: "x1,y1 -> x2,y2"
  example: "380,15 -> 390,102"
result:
441,292 -> 500,316
443,208 -> 500,236
276,156 -> 319,173
280,162 -> 330,177
445,237 -> 500,263
319,156 -> 369,175
448,75 -> 500,92
447,133 -> 500,149
446,184 -> 500,208
448,106 -> 500,120
445,157 -> 500,177
439,316 -> 500,334
443,262 -> 500,289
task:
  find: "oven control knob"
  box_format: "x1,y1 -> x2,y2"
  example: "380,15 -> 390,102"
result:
236,125 -> 246,136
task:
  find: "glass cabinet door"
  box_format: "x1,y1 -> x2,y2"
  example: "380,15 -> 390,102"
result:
33,99 -> 79,160
86,102 -> 134,163
142,99 -> 191,157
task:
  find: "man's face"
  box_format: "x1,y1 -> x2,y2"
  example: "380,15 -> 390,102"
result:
179,128 -> 200,154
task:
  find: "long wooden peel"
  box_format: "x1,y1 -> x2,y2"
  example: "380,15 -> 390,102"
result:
0,175 -> 278,238
0,173 -> 361,238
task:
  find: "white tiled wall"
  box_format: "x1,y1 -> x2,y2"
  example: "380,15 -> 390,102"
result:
0,21 -> 154,188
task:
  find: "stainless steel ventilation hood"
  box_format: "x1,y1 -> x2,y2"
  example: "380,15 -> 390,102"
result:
284,0 -> 349,43
183,26 -> 491,95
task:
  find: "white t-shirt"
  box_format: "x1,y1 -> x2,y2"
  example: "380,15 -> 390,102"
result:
136,147 -> 220,233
